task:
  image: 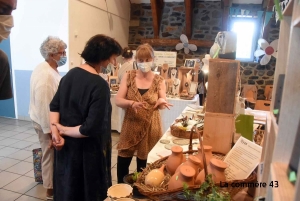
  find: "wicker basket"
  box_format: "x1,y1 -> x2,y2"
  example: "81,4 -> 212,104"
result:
135,125 -> 257,201
170,124 -> 202,139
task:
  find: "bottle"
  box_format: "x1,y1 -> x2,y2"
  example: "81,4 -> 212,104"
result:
166,146 -> 184,176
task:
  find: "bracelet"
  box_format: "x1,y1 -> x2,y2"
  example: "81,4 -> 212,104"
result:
131,101 -> 135,108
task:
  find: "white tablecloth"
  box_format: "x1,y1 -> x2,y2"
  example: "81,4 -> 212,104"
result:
147,106 -> 203,164
110,94 -> 199,133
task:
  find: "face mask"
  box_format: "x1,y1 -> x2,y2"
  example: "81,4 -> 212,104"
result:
54,56 -> 67,67
137,62 -> 153,73
0,15 -> 14,42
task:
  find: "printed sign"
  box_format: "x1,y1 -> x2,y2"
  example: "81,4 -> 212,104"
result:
132,50 -> 177,67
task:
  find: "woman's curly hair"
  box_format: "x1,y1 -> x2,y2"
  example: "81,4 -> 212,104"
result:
81,34 -> 122,64
40,36 -> 67,60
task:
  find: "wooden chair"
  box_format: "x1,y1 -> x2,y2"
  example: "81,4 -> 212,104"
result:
242,85 -> 257,104
264,85 -> 273,100
254,100 -> 271,111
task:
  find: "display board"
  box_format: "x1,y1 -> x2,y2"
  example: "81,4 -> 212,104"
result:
132,50 -> 177,67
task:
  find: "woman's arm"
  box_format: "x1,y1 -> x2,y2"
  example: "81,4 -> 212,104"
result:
53,123 -> 87,138
49,111 -> 65,150
115,73 -> 135,108
154,79 -> 173,110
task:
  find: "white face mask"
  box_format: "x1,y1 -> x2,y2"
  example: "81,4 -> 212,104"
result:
137,62 -> 153,73
0,15 -> 14,42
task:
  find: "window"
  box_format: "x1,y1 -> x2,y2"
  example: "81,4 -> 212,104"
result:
230,18 -> 258,62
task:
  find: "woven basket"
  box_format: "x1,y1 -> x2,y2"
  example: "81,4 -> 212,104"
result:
135,125 -> 257,201
170,124 -> 202,139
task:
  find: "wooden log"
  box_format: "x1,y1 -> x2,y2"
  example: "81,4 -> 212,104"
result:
184,0 -> 193,38
206,59 -> 240,114
203,112 -> 235,154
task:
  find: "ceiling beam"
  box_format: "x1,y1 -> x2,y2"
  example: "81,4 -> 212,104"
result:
184,0 -> 193,38
221,0 -> 230,31
262,0 -> 274,41
140,38 -> 214,48
150,0 -> 163,38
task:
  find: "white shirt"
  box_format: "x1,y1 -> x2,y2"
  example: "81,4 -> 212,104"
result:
29,61 -> 61,133
118,61 -> 134,83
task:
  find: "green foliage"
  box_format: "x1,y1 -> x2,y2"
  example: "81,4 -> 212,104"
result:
182,174 -> 230,201
132,171 -> 140,182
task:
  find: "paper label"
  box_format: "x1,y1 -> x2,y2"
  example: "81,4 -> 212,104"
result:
224,137 -> 262,180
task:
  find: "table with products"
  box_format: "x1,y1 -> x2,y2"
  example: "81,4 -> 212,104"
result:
110,94 -> 199,133
147,107 -> 268,164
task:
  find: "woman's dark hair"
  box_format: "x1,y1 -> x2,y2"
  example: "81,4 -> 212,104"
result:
81,34 -> 122,64
122,47 -> 133,59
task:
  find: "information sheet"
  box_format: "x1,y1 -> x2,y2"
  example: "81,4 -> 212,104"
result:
224,137 -> 262,180
132,50 -> 177,67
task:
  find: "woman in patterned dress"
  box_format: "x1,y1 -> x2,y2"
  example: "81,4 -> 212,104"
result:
115,44 -> 173,183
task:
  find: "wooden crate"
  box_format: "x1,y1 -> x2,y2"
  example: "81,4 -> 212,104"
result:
206,59 -> 240,114
203,112 -> 235,154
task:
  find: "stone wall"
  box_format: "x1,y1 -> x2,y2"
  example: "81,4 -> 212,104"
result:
129,1 -> 280,100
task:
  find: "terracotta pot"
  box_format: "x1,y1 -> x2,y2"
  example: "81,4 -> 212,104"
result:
145,164 -> 165,187
166,146 -> 184,175
175,155 -> 201,179
195,158 -> 227,185
210,158 -> 227,184
195,164 -> 211,185
196,145 -> 213,169
168,165 -> 195,190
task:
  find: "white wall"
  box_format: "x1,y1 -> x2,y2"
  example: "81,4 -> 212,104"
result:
10,0 -> 69,72
69,0 -> 130,68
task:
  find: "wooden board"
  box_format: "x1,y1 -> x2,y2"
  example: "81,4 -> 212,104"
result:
203,112 -> 235,154
206,59 -> 240,114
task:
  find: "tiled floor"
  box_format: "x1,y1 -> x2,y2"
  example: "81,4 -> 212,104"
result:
0,117 -> 135,201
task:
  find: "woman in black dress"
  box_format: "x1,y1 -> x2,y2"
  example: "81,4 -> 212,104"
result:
49,34 -> 122,201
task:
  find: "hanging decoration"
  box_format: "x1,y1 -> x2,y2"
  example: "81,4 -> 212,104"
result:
254,39 -> 278,65
175,34 -> 197,54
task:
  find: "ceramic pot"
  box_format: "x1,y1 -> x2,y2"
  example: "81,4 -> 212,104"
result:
210,158 -> 227,183
168,165 -> 195,190
196,145 -> 213,169
195,158 -> 227,185
175,155 -> 201,179
166,146 -> 184,175
107,184 -> 133,200
145,164 -> 165,187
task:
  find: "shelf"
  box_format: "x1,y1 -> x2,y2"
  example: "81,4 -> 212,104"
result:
270,163 -> 295,201
283,0 -> 294,16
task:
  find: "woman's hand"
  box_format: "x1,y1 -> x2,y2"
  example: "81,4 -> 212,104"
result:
131,101 -> 147,113
154,98 -> 173,110
52,123 -> 65,135
52,132 -> 65,151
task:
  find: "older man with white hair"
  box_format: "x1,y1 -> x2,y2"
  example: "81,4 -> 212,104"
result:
29,36 -> 66,200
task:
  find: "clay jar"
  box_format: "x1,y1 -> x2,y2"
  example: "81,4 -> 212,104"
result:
196,145 -> 213,169
195,158 -> 227,185
168,165 -> 195,191
145,164 -> 165,187
175,155 -> 202,179
166,146 -> 184,175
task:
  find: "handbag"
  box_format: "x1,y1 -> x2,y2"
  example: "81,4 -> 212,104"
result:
32,148 -> 43,183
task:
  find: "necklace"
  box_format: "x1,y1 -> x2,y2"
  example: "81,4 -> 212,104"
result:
173,83 -> 179,89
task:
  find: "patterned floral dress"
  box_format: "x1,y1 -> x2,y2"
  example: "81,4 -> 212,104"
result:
117,70 -> 163,160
